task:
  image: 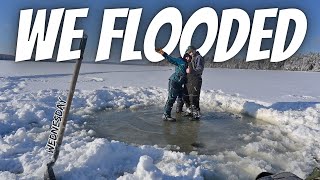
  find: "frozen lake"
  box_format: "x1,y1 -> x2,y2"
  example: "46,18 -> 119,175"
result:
1,61 -> 319,179
85,106 -> 264,155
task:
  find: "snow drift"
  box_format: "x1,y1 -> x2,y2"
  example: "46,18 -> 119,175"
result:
0,61 -> 319,179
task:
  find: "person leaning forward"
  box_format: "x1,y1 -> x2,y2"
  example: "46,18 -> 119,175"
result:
155,48 -> 191,122
176,46 -> 204,120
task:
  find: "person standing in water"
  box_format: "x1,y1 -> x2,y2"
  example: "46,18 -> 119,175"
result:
155,48 -> 192,121
177,46 -> 204,120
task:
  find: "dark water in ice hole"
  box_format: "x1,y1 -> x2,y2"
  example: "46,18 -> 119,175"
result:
85,106 -> 263,155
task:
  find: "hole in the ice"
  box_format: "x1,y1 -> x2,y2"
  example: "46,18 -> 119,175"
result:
85,106 -> 265,155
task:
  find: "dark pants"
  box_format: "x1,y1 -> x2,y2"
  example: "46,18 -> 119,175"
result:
177,76 -> 202,111
164,80 -> 183,116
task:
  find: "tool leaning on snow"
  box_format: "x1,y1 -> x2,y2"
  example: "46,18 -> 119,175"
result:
44,34 -> 87,180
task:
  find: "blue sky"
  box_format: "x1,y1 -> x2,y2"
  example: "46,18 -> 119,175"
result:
0,0 -> 319,60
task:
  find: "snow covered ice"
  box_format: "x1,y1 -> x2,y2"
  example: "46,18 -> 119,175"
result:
0,60 -> 319,179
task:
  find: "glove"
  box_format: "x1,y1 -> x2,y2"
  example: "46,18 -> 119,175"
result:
155,48 -> 165,55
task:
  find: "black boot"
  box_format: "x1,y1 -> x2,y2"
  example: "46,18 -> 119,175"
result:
190,105 -> 200,120
162,114 -> 176,122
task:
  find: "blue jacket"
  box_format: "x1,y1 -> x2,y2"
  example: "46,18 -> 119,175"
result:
163,53 -> 187,84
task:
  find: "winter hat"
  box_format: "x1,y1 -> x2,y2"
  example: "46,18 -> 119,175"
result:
185,46 -> 196,53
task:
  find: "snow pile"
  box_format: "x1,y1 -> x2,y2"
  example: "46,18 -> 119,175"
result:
0,85 -> 319,179
0,62 -> 319,179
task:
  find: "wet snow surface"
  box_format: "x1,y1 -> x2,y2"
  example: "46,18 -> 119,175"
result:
0,61 -> 319,179
86,106 -> 262,155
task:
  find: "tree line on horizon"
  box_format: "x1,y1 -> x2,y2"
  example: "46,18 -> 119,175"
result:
153,52 -> 320,72
2,52 -> 320,72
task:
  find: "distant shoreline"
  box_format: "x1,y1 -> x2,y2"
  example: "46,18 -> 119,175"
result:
2,52 -> 320,72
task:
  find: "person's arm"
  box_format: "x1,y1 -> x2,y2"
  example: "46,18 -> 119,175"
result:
155,48 -> 183,66
163,53 -> 184,66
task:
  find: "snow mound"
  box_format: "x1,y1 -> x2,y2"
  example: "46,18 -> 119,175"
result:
0,74 -> 319,179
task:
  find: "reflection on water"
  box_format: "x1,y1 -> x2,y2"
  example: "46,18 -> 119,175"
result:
163,118 -> 201,153
85,106 -> 263,155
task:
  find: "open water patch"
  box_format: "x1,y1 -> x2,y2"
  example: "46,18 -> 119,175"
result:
85,106 -> 265,155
